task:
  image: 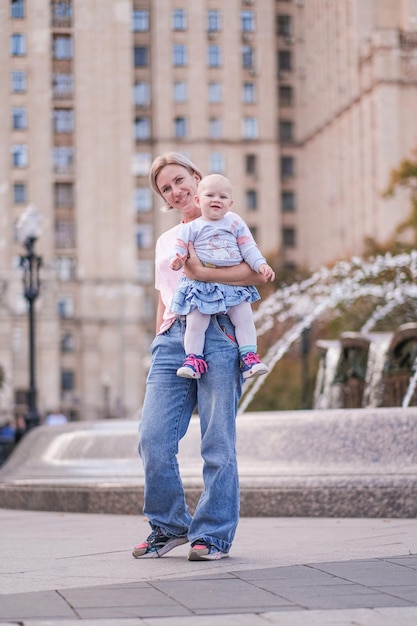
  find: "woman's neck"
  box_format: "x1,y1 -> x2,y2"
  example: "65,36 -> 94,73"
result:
182,206 -> 201,223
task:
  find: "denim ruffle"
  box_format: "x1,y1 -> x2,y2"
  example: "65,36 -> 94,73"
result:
171,277 -> 260,315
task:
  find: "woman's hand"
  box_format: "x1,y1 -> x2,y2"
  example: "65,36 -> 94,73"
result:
183,242 -> 206,280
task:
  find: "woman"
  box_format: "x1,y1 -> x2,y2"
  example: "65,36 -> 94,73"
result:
132,153 -> 266,561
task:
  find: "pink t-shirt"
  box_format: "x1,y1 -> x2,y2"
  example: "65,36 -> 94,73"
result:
155,223 -> 184,334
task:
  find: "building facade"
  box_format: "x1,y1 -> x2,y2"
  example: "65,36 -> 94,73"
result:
0,0 -> 416,422
296,0 -> 417,266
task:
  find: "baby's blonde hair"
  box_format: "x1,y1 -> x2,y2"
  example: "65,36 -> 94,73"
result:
197,174 -> 233,196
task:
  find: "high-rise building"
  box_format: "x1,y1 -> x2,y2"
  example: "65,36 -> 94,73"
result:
0,0 -> 416,422
296,0 -> 417,266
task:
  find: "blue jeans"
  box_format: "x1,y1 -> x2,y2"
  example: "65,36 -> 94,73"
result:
138,314 -> 242,553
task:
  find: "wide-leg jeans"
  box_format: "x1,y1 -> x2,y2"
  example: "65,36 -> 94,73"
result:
138,313 -> 242,553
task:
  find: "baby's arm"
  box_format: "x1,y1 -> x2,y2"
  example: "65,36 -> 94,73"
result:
258,263 -> 275,282
170,252 -> 188,271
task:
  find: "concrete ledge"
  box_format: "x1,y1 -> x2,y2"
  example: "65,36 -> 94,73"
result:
1,408 -> 417,517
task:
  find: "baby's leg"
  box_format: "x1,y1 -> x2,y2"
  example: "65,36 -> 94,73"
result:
228,302 -> 268,379
184,309 -> 211,356
227,302 -> 256,348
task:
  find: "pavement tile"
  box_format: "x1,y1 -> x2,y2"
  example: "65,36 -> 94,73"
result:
231,564 -> 344,584
61,585 -> 177,608
0,590 -> 75,620
143,615 -> 278,626
255,581 -> 366,596
377,585 -> 417,603
25,621 -> 146,626
386,555 -> 417,569
313,558 -> 417,586
192,605 -> 298,615
262,606 -> 417,626
150,578 -> 292,610
266,586 -> 412,611
76,605 -> 192,619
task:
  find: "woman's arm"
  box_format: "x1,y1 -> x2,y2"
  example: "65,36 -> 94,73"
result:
184,243 -> 268,286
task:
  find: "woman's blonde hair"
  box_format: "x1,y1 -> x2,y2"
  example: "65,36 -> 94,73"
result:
149,152 -> 203,211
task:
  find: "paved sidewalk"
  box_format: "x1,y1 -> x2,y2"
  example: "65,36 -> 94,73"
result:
1,510 -> 417,624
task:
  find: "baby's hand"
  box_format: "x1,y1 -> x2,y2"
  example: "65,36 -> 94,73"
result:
170,252 -> 188,270
259,264 -> 275,282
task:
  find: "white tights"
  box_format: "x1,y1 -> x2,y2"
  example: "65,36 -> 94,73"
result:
184,301 -> 256,356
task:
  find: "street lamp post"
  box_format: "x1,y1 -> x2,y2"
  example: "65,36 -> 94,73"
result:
17,205 -> 43,432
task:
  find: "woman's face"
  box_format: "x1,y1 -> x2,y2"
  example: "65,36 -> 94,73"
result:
156,164 -> 201,221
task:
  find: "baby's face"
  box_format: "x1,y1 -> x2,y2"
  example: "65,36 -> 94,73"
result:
197,181 -> 233,220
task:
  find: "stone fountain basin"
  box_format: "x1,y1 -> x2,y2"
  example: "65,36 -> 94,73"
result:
1,408 -> 417,517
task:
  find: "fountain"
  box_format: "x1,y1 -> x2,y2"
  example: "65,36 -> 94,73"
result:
1,251 -> 417,518
240,250 -> 417,412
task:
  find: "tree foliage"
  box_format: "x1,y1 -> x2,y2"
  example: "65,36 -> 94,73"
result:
383,152 -> 417,244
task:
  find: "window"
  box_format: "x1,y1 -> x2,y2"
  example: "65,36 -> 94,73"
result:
134,81 -> 151,106
208,45 -> 221,68
11,0 -> 25,19
11,70 -> 26,92
173,44 -> 187,67
134,117 -> 151,140
281,191 -> 295,212
173,81 -> 187,103
61,369 -> 75,391
132,9 -> 149,32
242,117 -> 258,139
279,120 -> 294,142
12,107 -> 27,130
52,146 -> 75,173
281,156 -> 295,178
134,46 -> 148,67
174,117 -> 187,139
278,50 -> 292,71
132,152 -> 152,176
279,85 -> 293,106
209,117 -> 222,139
207,9 -> 221,32
55,219 -> 75,247
55,256 -> 76,281
246,190 -> 257,211
58,295 -> 74,318
136,259 -> 154,285
241,11 -> 255,31
53,108 -> 74,133
243,82 -> 256,104
136,224 -> 153,249
172,8 -> 186,30
10,33 -> 26,56
245,154 -> 257,175
54,182 -> 74,207
242,46 -> 254,69
277,15 -> 292,37
283,227 -> 296,248
52,73 -> 73,98
13,183 -> 26,204
208,82 -> 222,103
134,187 -> 152,212
60,332 -> 75,352
209,152 -> 225,174
53,35 -> 73,59
52,1 -> 72,25
12,144 -> 28,167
